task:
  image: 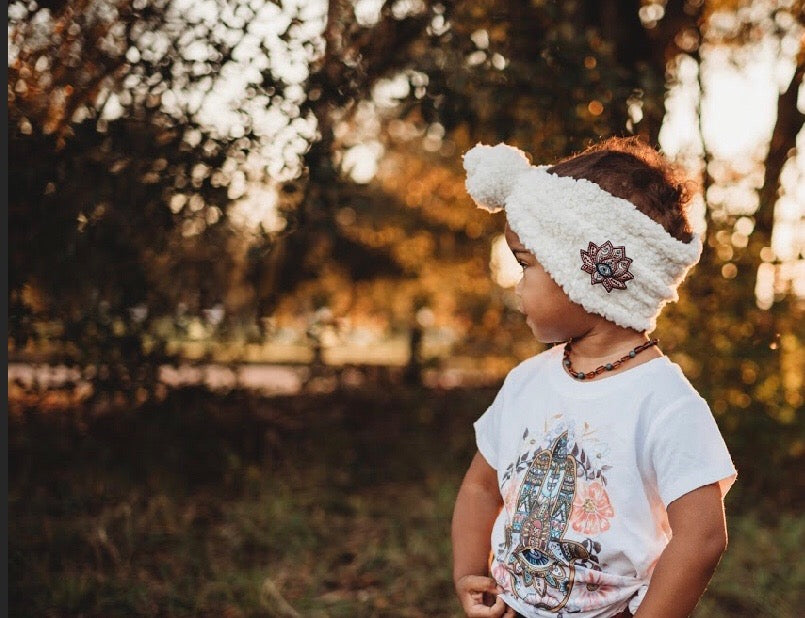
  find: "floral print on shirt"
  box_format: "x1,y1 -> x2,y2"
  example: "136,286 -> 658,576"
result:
571,480 -> 615,536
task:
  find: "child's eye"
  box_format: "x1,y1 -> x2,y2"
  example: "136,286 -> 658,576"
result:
517,261 -> 528,270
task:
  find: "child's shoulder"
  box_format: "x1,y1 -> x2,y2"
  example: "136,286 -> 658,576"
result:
501,345 -> 560,385
644,355 -> 707,407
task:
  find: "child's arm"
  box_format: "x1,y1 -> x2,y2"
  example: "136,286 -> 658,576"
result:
633,483 -> 728,618
452,451 -> 513,618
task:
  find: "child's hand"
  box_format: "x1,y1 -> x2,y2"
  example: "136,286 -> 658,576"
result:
454,575 -> 516,617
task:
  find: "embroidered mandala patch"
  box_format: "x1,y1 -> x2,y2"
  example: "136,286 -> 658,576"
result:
580,241 -> 634,292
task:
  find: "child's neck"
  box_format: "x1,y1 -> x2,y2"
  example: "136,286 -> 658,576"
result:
564,324 -> 662,377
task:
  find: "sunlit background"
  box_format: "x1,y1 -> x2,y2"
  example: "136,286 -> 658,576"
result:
8,1 -> 804,616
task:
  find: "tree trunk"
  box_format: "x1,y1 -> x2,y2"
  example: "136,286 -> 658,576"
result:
584,0 -> 703,144
756,48 -> 804,240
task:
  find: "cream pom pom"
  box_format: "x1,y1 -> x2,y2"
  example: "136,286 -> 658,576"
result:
463,143 -> 532,212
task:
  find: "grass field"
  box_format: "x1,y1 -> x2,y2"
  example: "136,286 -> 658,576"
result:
9,385 -> 803,617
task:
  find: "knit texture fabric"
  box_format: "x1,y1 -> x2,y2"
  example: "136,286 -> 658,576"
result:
463,143 -> 702,332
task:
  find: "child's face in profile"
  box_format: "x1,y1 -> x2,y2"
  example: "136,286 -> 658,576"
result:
504,223 -> 591,343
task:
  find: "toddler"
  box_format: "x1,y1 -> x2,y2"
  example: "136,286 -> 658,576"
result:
452,137 -> 737,618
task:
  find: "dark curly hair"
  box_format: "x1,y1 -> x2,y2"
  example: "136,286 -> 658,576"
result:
547,136 -> 694,243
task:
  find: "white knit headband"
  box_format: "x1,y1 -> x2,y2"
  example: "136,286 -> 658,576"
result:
463,143 -> 702,332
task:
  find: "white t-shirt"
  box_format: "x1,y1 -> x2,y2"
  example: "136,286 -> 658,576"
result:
474,344 -> 737,618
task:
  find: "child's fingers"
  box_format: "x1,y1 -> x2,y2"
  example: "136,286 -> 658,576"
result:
463,593 -> 507,618
458,574 -> 499,594
456,575 -> 508,618
467,594 -> 507,618
501,603 -> 517,618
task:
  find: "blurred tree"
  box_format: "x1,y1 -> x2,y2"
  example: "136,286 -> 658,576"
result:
8,0 -> 803,459
8,0 -> 264,403
264,0 -> 694,346
10,0 -> 669,383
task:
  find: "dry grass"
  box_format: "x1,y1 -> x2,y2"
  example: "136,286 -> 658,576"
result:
9,386 -> 802,617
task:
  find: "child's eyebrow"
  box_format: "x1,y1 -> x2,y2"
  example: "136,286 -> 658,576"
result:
511,248 -> 532,257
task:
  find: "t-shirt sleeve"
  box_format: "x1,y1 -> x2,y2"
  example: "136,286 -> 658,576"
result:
647,395 -> 737,507
473,384 -> 506,470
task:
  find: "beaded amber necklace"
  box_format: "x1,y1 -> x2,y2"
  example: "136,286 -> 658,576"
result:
563,338 -> 659,380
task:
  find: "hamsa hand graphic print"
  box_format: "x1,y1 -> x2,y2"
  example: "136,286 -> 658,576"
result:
494,423 -> 616,613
